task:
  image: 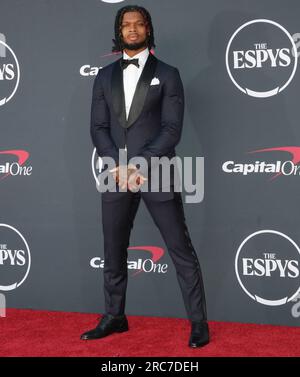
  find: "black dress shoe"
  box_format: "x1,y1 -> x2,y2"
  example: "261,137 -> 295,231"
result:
188,320 -> 210,348
80,314 -> 129,340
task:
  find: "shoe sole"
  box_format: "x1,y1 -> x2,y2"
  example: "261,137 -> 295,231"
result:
188,340 -> 209,348
80,324 -> 129,340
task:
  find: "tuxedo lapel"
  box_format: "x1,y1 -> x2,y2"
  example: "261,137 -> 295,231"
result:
111,58 -> 126,129
111,52 -> 158,129
126,53 -> 157,128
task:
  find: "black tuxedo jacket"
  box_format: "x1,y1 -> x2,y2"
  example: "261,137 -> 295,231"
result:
90,52 -> 184,201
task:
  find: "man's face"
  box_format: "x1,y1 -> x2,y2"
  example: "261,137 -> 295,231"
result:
120,11 -> 149,51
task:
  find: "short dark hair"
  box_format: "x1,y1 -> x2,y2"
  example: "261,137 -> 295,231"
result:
112,4 -> 156,53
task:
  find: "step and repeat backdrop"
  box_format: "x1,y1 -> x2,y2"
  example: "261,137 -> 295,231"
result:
1,0 -> 300,326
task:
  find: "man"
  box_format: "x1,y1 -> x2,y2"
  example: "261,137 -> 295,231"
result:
81,5 -> 209,348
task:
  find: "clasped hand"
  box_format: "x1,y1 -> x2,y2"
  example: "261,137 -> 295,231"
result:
109,164 -> 147,192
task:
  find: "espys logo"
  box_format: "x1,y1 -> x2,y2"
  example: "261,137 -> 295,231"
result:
0,224 -> 31,291
226,19 -> 298,97
90,246 -> 168,276
0,33 -> 20,106
235,230 -> 300,306
222,146 -> 300,181
0,149 -> 32,181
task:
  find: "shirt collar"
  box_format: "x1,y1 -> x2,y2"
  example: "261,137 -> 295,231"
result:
123,47 -> 149,68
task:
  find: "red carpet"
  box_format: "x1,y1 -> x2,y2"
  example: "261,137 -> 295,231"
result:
1,308 -> 300,357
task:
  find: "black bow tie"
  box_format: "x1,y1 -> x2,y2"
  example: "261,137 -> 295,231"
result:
120,58 -> 140,70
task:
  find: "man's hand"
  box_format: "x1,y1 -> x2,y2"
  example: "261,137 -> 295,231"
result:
109,164 -> 147,191
127,169 -> 147,192
115,165 -> 128,189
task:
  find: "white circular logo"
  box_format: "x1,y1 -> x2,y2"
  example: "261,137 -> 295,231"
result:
235,230 -> 300,306
101,0 -> 125,3
226,19 -> 298,97
0,38 -> 20,106
0,224 -> 31,291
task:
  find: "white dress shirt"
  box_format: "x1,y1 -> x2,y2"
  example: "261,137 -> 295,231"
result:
123,47 -> 149,120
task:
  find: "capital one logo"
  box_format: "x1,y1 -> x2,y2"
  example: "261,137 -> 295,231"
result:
0,33 -> 20,106
91,246 -> 168,276
0,149 -> 32,181
235,230 -> 300,306
0,224 -> 31,291
222,146 -> 300,181
226,19 -> 298,97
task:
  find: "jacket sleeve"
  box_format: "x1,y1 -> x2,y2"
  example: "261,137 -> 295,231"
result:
90,71 -> 119,165
131,67 -> 185,176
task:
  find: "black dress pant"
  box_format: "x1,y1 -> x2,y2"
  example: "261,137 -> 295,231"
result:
101,190 -> 207,322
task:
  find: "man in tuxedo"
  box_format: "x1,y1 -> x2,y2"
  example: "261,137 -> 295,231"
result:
81,5 -> 209,348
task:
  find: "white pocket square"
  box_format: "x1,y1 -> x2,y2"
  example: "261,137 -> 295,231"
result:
150,77 -> 160,86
